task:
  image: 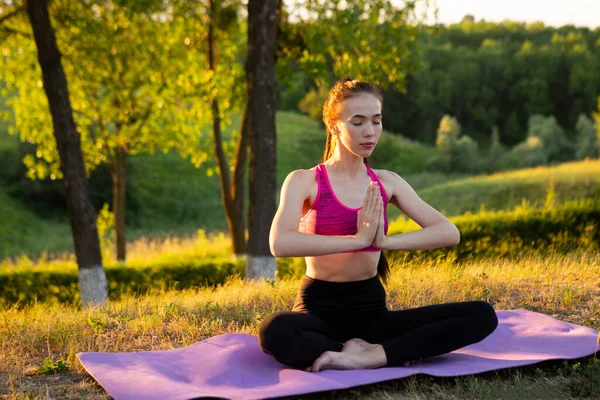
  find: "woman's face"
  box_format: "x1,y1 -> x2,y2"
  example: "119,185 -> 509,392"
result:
333,93 -> 383,158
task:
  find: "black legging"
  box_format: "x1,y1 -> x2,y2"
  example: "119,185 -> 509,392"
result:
258,275 -> 498,369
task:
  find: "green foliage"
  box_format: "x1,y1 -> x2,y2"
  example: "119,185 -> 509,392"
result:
501,136 -> 548,169
2,1 -> 214,177
37,358 -> 68,375
0,259 -> 244,307
567,358 -> 600,398
0,0 -> 246,260
97,203 -> 115,257
286,0 -> 426,91
455,134 -> 480,172
435,115 -> 461,153
526,114 -> 574,162
388,198 -> 600,263
487,126 -> 506,172
298,86 -> 329,123
277,20 -> 600,147
432,115 -> 480,172
575,113 -> 599,159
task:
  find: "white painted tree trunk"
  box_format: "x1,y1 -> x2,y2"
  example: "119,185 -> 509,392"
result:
79,265 -> 108,307
245,255 -> 277,280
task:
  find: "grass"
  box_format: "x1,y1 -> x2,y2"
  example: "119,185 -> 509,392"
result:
0,191 -> 73,260
416,159 -> 600,217
1,249 -> 599,399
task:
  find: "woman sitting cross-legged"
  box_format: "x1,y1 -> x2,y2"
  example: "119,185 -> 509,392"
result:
258,78 -> 498,373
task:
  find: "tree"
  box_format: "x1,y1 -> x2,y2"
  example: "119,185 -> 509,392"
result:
575,113 -> 598,159
245,0 -> 277,280
286,0 -> 427,92
432,115 -> 479,172
488,125 -> 506,172
526,114 -> 573,162
436,115 -> 461,154
24,0 -> 107,306
2,0 -> 211,262
204,0 -> 248,257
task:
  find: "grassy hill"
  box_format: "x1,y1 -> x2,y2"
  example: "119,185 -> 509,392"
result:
1,110 -> 599,258
414,159 -> 600,217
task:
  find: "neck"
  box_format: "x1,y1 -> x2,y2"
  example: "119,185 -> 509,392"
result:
325,150 -> 367,180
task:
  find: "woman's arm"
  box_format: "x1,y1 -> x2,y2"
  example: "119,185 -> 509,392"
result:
269,170 -> 380,257
375,171 -> 460,251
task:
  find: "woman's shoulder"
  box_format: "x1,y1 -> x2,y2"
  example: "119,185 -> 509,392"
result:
282,166 -> 319,188
369,167 -> 398,182
369,168 -> 414,201
369,167 -> 408,184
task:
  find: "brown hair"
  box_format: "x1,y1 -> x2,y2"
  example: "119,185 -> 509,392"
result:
322,78 -> 384,163
321,77 -> 390,284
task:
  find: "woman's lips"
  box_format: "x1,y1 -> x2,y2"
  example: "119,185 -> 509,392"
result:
360,143 -> 374,149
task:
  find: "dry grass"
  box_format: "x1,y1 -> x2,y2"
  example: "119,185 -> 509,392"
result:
1,249 -> 599,399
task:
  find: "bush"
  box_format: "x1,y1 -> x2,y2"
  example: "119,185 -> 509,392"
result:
575,113 -> 599,160
526,114 -> 574,162
0,259 -> 245,307
487,126 -> 507,172
501,136 -> 548,169
387,198 -> 600,263
432,115 -> 481,173
455,135 -> 480,172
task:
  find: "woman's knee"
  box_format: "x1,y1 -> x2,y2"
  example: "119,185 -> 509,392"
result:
258,312 -> 296,355
470,300 -> 498,336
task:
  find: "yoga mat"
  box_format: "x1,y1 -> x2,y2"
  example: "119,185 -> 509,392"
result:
77,309 -> 600,400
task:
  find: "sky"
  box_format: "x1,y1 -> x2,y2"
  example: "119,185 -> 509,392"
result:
414,0 -> 599,28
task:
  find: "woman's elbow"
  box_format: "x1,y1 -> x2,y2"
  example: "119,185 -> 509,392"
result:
269,235 -> 286,257
450,224 -> 460,245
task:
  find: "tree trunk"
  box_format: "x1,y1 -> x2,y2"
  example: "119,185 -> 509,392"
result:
25,0 -> 107,306
245,0 -> 277,280
112,147 -> 128,262
231,106 -> 249,256
208,0 -> 248,257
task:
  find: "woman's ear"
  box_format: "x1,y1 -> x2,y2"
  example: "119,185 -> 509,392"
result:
330,120 -> 340,135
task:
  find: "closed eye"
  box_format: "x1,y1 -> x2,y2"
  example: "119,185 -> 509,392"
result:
352,121 -> 382,126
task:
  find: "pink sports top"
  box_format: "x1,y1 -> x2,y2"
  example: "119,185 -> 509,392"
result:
298,163 -> 389,252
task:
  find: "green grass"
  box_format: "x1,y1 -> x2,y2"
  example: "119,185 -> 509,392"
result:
1,249 -> 599,399
386,159 -> 600,221
386,159 -> 600,223
0,190 -> 72,259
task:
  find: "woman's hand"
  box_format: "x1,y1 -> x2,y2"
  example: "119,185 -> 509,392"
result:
372,196 -> 388,250
356,182 -> 382,247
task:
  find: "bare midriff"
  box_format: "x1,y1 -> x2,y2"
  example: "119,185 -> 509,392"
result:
305,251 -> 380,282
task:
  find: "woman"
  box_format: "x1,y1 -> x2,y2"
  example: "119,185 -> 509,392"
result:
259,78 -> 498,373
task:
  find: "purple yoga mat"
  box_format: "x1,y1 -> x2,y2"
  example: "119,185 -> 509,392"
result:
77,309 -> 600,400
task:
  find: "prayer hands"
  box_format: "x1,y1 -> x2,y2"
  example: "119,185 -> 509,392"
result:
356,182 -> 383,247
371,193 -> 387,249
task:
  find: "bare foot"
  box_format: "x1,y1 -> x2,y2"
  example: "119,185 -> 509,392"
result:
307,350 -> 363,372
306,342 -> 390,372
341,338 -> 378,354
341,338 -> 413,367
